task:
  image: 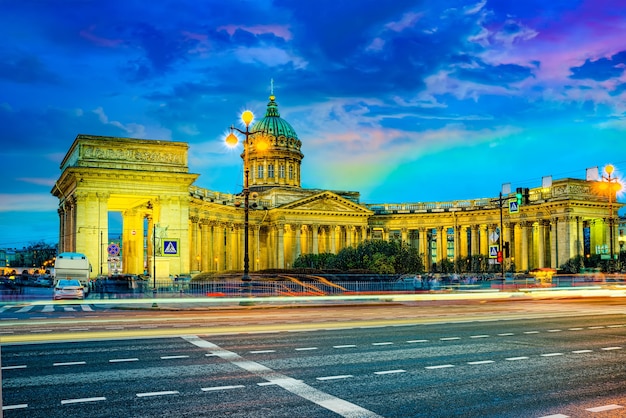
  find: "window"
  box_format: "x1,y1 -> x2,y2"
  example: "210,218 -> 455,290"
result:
289,165 -> 293,179
279,164 -> 285,179
257,165 -> 264,179
268,164 -> 274,178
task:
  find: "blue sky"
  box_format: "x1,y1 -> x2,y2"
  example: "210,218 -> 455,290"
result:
1,0 -> 625,248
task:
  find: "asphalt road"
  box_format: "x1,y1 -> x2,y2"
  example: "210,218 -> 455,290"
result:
2,299 -> 626,417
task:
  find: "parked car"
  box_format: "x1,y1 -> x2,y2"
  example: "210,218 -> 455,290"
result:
34,277 -> 53,287
53,279 -> 85,300
95,274 -> 147,294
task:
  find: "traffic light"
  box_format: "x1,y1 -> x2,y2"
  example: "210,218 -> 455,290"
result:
516,187 -> 530,205
497,251 -> 503,263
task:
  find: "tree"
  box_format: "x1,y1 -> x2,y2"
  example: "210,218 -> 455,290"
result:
293,239 -> 424,274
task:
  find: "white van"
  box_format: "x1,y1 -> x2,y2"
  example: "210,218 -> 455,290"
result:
54,252 -> 92,294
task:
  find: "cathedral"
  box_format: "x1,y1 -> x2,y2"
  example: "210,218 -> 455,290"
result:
52,94 -> 622,278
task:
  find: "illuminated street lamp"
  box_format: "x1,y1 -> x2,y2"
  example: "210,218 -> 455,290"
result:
225,110 -> 259,282
597,164 -> 622,271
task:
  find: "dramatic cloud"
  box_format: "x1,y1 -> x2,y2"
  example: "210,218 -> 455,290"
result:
1,0 -> 626,246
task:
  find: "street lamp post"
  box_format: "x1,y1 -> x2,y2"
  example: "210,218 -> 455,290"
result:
225,110 -> 259,282
600,164 -> 622,271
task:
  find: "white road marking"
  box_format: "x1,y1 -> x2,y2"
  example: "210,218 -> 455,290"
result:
109,358 -> 139,363
586,404 -> 623,412
538,414 -> 569,418
440,337 -> 461,341
333,344 -> 357,349
572,350 -> 593,354
183,336 -> 382,418
136,391 -> 179,397
588,326 -> 605,329
160,355 -> 189,359
54,361 -> 86,366
374,369 -> 405,375
540,353 -> 563,357
250,350 -> 276,354
425,364 -> 454,369
258,379 -> 303,386
568,327 -> 583,331
317,375 -> 353,380
470,335 -> 489,338
201,385 -> 245,391
295,347 -> 318,351
372,342 -> 393,346
63,307 -> 76,311
523,331 -> 539,334
406,339 -> 428,343
505,357 -> 528,361
2,404 -> 28,410
42,305 -> 54,312
1,365 -> 27,370
601,346 -> 622,351
29,329 -> 52,333
81,305 -> 94,311
546,329 -> 562,333
497,333 -> 515,336
15,306 -> 34,313
61,397 -> 106,405
69,328 -> 90,331
467,360 -> 495,365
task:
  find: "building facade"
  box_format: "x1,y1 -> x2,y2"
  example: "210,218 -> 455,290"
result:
51,95 -> 623,278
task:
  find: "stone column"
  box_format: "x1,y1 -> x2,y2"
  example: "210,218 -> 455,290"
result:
470,225 -> 479,257
311,224 -> 320,254
346,225 -> 353,248
190,216 -> 199,271
479,225 -> 488,257
459,225 -> 468,259
436,226 -> 445,265
277,223 -> 285,269
294,224 -> 302,259
521,221 -> 530,271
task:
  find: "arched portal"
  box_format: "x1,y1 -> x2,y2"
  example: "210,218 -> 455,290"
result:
51,135 -> 198,278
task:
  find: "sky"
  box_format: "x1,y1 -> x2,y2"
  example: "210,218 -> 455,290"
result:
1,0 -> 626,248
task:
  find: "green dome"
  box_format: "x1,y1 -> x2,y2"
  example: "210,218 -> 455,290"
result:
252,95 -> 299,140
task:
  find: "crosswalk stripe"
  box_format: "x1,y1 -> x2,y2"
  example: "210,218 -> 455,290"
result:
42,305 -> 54,312
15,306 -> 34,313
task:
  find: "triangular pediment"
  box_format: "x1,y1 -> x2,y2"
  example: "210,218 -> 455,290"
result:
278,191 -> 372,214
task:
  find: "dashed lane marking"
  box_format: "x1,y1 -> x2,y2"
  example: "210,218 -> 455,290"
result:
54,361 -> 86,366
2,404 -> 28,411
61,397 -> 106,405
374,369 -> 405,375
317,375 -> 354,380
201,385 -> 245,391
136,391 -> 179,397
586,404 -> 623,412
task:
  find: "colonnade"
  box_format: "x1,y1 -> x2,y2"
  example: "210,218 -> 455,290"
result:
188,218 -> 369,272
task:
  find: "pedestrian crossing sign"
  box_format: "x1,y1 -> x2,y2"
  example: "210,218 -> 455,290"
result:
509,199 -> 519,214
162,239 -> 179,257
489,245 -> 499,258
